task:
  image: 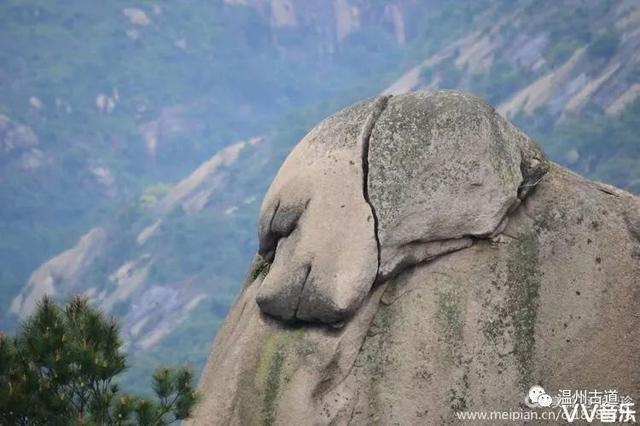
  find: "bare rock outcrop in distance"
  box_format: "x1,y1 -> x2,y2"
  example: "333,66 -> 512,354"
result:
186,90 -> 640,425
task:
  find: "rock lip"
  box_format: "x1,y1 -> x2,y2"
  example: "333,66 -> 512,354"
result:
186,90 -> 640,425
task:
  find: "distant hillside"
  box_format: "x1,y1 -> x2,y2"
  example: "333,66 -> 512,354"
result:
384,0 -> 640,191
0,0 -> 417,331
1,0 -> 638,391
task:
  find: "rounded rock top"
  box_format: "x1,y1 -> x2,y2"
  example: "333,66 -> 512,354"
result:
255,90 -> 548,324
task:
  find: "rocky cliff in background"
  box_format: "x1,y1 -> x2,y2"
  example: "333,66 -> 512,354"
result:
385,0 -> 640,120
2,0 -> 639,393
9,137 -> 267,351
187,90 -> 640,425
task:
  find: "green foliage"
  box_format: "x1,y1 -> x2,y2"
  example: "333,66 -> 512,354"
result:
587,30 -> 620,60
470,61 -> 533,105
1,0 -> 638,398
119,300 -> 224,396
519,98 -> 640,194
0,296 -> 199,425
439,60 -> 463,89
408,0 -> 502,60
545,40 -> 580,68
419,66 -> 434,84
526,0 -> 602,46
0,0 -> 411,322
139,184 -> 173,208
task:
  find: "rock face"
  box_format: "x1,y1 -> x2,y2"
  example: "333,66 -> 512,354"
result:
186,90 -> 640,425
368,91 -> 547,281
255,98 -> 385,323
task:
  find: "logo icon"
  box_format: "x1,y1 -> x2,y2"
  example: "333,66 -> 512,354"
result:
526,386 -> 554,408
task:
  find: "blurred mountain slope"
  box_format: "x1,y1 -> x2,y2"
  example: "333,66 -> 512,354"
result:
384,0 -> 640,190
1,0 -> 638,391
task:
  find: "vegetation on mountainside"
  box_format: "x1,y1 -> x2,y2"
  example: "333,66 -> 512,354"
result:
0,0 -> 507,391
0,0 -> 638,395
588,30 -> 620,60
0,296 -> 199,425
0,0 -> 407,330
520,98 -> 640,193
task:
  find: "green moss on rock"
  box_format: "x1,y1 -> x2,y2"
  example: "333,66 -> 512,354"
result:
250,255 -> 271,282
255,329 -> 304,425
505,231 -> 541,389
365,302 -> 395,424
436,287 -> 465,342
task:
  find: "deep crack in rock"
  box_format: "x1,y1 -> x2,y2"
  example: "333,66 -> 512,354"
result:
359,95 -> 391,286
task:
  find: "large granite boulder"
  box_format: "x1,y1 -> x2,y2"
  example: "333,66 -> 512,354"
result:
186,90 -> 640,425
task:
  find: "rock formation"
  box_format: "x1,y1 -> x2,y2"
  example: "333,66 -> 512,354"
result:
186,90 -> 640,425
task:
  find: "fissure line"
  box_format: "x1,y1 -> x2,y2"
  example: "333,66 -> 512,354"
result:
359,95 -> 391,281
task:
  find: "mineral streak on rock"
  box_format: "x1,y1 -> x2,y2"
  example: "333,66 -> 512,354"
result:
186,90 -> 640,426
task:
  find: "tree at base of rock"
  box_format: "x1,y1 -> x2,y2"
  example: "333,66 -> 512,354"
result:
0,296 -> 199,425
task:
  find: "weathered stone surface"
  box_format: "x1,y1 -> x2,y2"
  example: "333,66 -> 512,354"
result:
186,90 -> 640,425
256,97 -> 386,323
344,165 -> 640,424
369,90 -> 547,280
256,90 -> 549,324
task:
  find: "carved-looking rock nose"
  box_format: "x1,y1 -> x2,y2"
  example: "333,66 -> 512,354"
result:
255,97 -> 384,324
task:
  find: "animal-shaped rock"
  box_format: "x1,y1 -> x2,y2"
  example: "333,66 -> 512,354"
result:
257,90 -> 547,324
186,90 -> 639,426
